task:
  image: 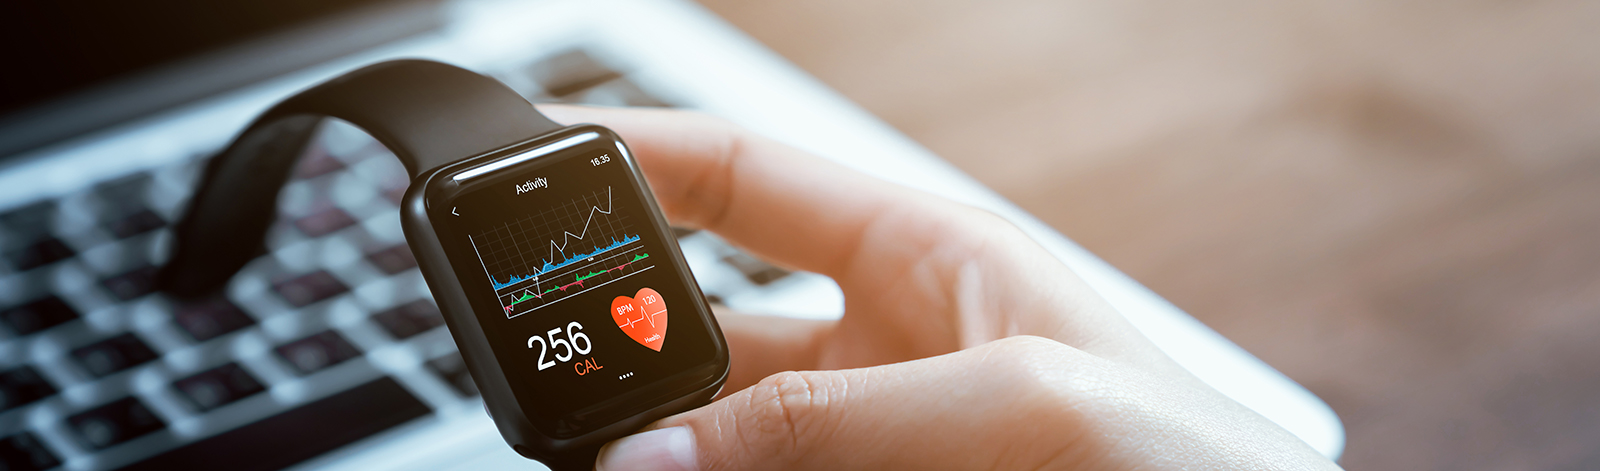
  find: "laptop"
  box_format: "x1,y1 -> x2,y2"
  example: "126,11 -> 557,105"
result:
0,0 -> 1345,469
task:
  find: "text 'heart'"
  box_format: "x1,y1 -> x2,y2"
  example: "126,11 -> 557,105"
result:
611,287 -> 667,351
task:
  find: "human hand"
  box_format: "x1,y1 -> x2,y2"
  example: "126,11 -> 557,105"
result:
537,106 -> 1340,471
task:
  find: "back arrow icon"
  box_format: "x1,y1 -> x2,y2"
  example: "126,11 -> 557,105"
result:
452,207 -> 459,216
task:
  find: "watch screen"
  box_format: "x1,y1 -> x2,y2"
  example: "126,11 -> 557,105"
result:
430,130 -> 721,434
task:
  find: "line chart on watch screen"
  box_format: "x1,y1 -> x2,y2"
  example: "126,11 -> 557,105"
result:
468,186 -> 656,319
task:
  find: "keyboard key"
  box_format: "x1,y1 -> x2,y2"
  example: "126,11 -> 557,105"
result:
382,186 -> 408,206
0,296 -> 78,336
92,174 -> 154,212
371,300 -> 443,340
72,333 -> 159,378
364,244 -> 417,275
174,363 -> 264,412
271,271 -> 348,307
427,353 -> 477,397
101,265 -> 160,301
525,50 -> 622,97
721,252 -> 791,286
274,331 -> 360,375
0,433 -> 60,471
0,201 -> 57,245
291,147 -> 346,179
107,209 -> 165,238
67,397 -> 165,450
121,377 -> 429,471
6,238 -> 74,271
172,297 -> 255,342
0,367 -> 57,412
292,207 -> 355,237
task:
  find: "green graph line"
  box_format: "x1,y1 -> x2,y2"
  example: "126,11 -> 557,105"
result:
503,253 -> 651,312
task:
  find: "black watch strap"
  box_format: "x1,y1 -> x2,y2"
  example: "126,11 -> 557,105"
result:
158,59 -> 562,298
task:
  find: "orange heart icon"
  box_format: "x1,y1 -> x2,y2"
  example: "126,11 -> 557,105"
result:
611,288 -> 668,351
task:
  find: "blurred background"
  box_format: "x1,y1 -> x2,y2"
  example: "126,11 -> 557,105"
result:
1,0 -> 1595,469
692,0 -> 1600,469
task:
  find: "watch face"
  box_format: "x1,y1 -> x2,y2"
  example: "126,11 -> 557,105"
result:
426,127 -> 724,437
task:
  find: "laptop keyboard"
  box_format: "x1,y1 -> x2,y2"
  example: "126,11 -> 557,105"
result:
0,49 -> 811,471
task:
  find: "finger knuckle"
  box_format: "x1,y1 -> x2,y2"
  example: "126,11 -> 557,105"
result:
735,371 -> 842,455
983,336 -> 1082,396
991,334 -> 1072,359
983,336 -> 1137,424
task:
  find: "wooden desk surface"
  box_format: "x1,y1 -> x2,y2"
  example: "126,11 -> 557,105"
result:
696,0 -> 1600,468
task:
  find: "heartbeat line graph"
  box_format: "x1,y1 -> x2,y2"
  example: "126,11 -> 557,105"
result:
469,186 -> 656,318
500,253 -> 652,312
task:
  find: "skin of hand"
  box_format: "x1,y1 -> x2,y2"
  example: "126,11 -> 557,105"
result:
537,105 -> 1341,471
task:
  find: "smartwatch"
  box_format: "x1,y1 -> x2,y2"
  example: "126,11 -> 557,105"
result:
156,60 -> 730,470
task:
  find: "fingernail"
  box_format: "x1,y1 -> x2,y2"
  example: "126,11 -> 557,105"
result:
595,426 -> 698,471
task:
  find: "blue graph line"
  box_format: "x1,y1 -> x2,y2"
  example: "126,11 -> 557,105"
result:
490,234 -> 641,290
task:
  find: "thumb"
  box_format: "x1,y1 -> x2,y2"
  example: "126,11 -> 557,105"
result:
593,336 -> 1092,471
